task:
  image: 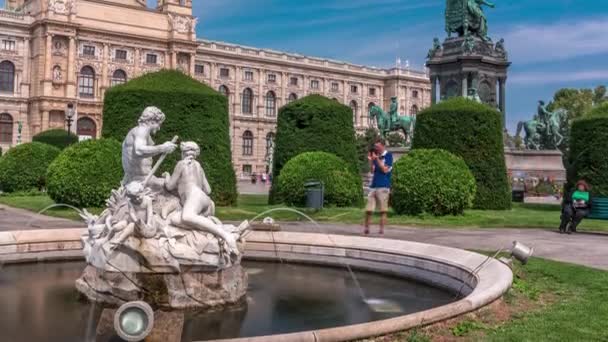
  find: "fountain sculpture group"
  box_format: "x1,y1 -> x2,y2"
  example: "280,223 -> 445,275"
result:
76,106 -> 250,309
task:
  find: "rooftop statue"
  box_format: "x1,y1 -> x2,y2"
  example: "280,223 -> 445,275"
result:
76,106 -> 250,309
427,37 -> 443,59
368,97 -> 415,145
445,0 -> 495,41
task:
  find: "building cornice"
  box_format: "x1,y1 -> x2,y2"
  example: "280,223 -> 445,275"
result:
197,39 -> 430,83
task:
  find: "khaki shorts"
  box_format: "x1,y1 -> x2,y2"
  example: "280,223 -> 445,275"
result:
366,188 -> 390,213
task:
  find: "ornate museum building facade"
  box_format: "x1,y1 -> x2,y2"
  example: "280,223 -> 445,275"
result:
0,0 -> 430,177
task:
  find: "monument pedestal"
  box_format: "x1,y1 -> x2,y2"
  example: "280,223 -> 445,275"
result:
387,146 -> 410,162
504,148 -> 566,182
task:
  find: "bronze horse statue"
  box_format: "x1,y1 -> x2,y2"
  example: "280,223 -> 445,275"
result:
369,105 -> 415,142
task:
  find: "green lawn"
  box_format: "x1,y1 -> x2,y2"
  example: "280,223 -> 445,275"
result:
1,193 -> 607,231
369,257 -> 608,341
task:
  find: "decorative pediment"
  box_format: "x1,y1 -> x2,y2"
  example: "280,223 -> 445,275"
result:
167,14 -> 196,34
48,0 -> 76,15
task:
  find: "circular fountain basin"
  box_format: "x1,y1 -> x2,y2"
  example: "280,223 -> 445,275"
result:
0,229 -> 513,342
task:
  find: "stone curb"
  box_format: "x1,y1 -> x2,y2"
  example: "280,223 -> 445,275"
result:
0,229 -> 513,342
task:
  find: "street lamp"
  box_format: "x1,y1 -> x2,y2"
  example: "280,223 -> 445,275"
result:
66,102 -> 75,136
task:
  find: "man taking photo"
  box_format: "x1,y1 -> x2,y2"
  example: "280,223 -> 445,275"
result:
364,139 -> 393,235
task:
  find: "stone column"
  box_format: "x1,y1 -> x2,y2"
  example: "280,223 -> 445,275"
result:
134,48 -> 141,76
171,51 -> 177,69
461,74 -> 468,97
360,83 -> 366,128
101,43 -> 109,98
209,63 -> 216,87
67,37 -> 76,97
280,71 -> 286,104
189,54 -> 195,76
234,66 -> 241,115
22,38 -> 30,96
258,68 -> 264,117
42,110 -> 49,131
44,34 -> 53,81
499,77 -> 506,127
431,76 -> 437,104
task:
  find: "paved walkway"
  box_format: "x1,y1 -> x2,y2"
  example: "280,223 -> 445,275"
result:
1,204 -> 607,270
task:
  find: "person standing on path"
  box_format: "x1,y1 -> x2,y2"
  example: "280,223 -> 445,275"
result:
364,140 -> 393,235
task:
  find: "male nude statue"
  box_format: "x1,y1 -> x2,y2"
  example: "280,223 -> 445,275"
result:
122,106 -> 177,188
163,141 -> 240,254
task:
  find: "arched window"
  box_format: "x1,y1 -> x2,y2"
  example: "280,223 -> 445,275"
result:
0,61 -> 15,93
288,93 -> 298,103
242,130 -> 253,156
265,91 -> 276,117
77,117 -> 97,138
0,113 -> 13,143
111,69 -> 127,87
242,88 -> 253,114
265,132 -> 275,157
219,85 -> 229,97
411,105 -> 419,116
350,100 -> 358,125
79,66 -> 95,98
368,102 -> 376,127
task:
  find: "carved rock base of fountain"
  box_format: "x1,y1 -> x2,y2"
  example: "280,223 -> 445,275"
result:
76,263 -> 248,309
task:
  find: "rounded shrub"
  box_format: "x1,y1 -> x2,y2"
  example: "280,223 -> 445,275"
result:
568,103 -> 608,196
102,69 -> 237,206
270,95 -> 359,203
392,149 -> 476,216
46,139 -> 122,208
0,142 -> 60,192
32,129 -> 78,150
277,152 -> 363,207
412,97 -> 511,210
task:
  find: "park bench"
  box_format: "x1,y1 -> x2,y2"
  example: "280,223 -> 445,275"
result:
589,197 -> 608,220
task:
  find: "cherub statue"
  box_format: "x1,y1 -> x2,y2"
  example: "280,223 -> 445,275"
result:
95,181 -> 156,249
164,141 -> 240,254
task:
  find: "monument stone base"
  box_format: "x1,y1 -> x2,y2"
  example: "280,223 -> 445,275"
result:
504,148 -> 566,182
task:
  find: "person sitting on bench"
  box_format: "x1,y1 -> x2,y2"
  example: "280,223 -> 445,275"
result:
559,180 -> 592,234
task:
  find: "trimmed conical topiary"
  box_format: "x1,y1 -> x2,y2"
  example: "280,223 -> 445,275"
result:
568,103 -> 608,196
269,94 -> 359,204
412,97 -> 511,210
102,70 -> 237,205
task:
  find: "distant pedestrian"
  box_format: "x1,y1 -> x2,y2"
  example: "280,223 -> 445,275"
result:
364,139 -> 393,235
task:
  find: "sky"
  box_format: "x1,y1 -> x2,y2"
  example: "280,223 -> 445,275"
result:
3,0 -> 607,132
186,0 -> 608,133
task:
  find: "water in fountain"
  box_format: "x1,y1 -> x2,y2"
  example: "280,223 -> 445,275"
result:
247,207 -> 404,313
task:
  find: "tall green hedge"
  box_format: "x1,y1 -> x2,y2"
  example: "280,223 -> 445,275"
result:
46,139 -> 122,208
568,103 -> 608,196
277,152 -> 363,207
391,149 -> 476,216
412,98 -> 511,210
270,94 -> 358,204
0,142 -> 60,192
102,70 -> 237,205
32,129 -> 78,150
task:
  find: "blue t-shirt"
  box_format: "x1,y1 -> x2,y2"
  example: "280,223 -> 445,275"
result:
371,151 -> 393,189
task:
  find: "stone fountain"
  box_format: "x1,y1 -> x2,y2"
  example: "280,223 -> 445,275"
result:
75,106 -> 250,310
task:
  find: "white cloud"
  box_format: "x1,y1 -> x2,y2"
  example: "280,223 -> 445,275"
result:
510,69 -> 608,85
499,17 -> 608,64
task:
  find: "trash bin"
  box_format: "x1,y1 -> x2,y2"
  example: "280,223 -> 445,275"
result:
512,190 -> 525,203
304,181 -> 324,210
